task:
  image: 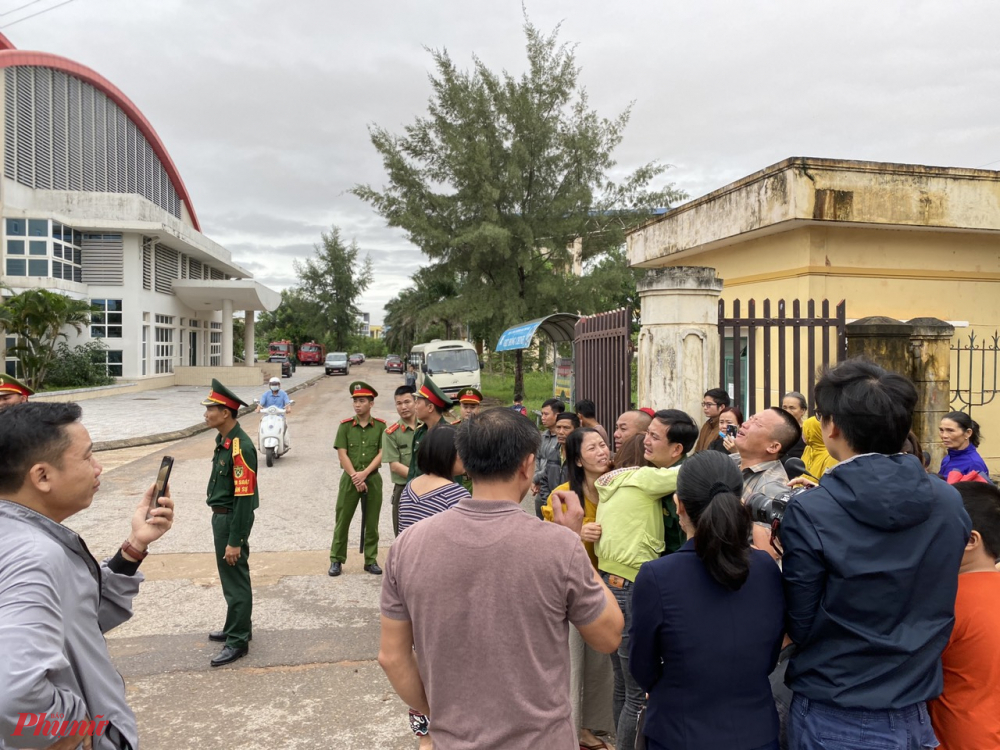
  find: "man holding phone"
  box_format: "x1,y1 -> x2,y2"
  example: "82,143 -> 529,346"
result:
202,379 -> 258,667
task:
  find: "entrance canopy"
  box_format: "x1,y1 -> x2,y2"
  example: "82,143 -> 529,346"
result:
172,279 -> 281,312
495,313 -> 580,351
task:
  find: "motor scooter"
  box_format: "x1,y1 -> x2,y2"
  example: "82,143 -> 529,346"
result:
253,399 -> 293,467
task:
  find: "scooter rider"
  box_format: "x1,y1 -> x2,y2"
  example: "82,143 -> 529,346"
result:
257,377 -> 291,445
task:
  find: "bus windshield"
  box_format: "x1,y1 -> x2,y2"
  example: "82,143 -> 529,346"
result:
427,349 -> 478,373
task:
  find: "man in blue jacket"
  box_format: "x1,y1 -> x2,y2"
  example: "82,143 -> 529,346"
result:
781,359 -> 971,748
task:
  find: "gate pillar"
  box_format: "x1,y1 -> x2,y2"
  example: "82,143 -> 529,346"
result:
907,317 -> 955,472
637,267 -> 723,418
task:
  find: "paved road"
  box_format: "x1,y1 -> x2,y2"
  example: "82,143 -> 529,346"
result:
66,361 -> 417,750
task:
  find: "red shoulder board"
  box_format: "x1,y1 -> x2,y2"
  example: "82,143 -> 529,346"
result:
340,417 -> 355,424
385,423 -> 400,434
222,438 -> 232,450
373,417 -> 386,423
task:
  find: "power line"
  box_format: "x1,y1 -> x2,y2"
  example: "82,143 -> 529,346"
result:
0,0 -> 48,18
0,0 -> 78,29
976,158 -> 1000,169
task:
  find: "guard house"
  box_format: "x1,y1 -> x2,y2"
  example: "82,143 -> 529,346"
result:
628,157 -> 1000,466
0,32 -> 279,385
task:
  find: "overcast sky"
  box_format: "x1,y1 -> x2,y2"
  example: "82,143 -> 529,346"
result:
9,0 -> 1000,324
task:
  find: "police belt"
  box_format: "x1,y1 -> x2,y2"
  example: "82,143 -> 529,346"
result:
211,506 -> 231,515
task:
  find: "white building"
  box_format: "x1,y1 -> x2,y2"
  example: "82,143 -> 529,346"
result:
0,33 -> 279,383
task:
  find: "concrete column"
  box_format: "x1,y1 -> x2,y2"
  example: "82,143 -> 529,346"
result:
221,299 -> 234,367
845,317 -> 914,377
636,267 -> 724,418
907,317 -> 955,472
243,311 -> 255,368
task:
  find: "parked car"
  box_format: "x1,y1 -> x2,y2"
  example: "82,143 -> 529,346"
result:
349,353 -> 364,366
385,355 -> 404,373
326,352 -> 350,376
268,355 -> 294,378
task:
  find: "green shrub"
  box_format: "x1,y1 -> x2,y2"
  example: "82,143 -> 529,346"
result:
44,341 -> 115,389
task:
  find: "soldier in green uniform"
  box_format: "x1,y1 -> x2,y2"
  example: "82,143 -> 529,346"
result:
407,376 -> 454,482
0,373 -> 32,410
382,384 -> 419,536
201,379 -> 258,667
329,381 -> 387,577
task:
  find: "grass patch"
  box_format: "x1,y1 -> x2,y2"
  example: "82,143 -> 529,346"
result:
481,370 -> 553,416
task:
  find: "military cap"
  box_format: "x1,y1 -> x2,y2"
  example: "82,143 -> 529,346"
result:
349,381 -> 378,399
457,387 -> 483,405
201,378 -> 249,410
416,376 -> 454,410
0,373 -> 33,398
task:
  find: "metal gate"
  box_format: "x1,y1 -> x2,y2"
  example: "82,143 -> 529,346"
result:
718,299 -> 847,416
950,329 -> 1000,416
574,308 -> 632,435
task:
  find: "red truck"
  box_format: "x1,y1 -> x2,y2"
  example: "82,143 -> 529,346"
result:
268,340 -> 296,362
298,341 -> 326,365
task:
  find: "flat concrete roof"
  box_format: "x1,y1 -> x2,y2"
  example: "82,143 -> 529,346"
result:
172,280 -> 281,312
627,157 -> 1000,267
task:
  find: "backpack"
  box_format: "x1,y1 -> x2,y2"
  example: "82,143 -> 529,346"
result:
509,404 -> 527,417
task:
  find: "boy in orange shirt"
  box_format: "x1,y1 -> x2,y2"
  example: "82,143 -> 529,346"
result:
928,481 -> 1000,749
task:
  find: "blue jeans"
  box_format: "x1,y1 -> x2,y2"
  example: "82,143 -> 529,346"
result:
602,573 -> 644,750
788,695 -> 939,750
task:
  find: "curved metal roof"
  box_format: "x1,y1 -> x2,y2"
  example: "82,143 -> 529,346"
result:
495,313 -> 580,351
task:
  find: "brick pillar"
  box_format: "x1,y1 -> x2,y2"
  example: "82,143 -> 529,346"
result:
636,267 -> 723,418
907,317 -> 955,472
846,316 -> 914,377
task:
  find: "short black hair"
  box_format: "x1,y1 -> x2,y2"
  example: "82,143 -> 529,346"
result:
767,406 -> 803,455
813,358 -> 916,455
953,482 -> 1000,560
0,402 -> 82,494
394,385 -> 416,398
653,409 -> 699,454
541,398 -> 565,414
456,407 -> 540,482
416,424 -> 459,479
513,392 -> 524,402
576,399 -> 597,419
555,412 -> 580,428
704,388 -> 731,408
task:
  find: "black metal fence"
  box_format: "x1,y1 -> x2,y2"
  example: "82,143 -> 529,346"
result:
950,330 -> 1000,416
718,298 -> 847,416
574,308 -> 632,435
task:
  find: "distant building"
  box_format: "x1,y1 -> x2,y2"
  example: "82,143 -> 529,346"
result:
357,311 -> 370,338
0,33 -> 278,381
369,324 -> 383,339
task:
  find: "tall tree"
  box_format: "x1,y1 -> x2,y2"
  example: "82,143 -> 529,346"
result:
355,18 -> 684,394
294,227 -> 374,351
0,288 -> 91,389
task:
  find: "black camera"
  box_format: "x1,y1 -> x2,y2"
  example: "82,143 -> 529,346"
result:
745,486 -> 809,546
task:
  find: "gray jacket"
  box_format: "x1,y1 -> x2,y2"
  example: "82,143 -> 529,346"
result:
0,500 -> 141,750
533,430 -> 561,492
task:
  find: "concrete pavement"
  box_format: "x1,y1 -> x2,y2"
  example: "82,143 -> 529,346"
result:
66,361 -> 417,750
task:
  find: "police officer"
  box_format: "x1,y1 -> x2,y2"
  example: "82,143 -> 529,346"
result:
329,381 -> 386,577
407,376 -> 454,482
382,384 -> 419,536
455,387 -> 483,422
202,379 -> 258,667
0,373 -> 32,410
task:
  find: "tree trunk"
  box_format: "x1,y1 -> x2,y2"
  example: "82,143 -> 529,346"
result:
514,349 -> 524,399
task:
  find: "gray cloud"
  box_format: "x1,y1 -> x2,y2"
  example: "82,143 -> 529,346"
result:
10,0 -> 999,324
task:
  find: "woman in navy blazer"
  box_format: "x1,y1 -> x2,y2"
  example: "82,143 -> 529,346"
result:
629,450 -> 785,750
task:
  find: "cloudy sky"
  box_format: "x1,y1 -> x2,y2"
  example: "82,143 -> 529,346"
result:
10,0 -> 999,323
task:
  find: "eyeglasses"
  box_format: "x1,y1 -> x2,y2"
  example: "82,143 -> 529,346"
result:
701,402 -> 720,408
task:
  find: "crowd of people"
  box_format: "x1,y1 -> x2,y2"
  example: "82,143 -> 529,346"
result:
0,358 -> 997,750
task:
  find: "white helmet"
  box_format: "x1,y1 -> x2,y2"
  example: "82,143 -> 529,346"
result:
269,377 -> 281,385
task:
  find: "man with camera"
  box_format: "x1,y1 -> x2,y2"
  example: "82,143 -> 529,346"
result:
781,359 -> 971,748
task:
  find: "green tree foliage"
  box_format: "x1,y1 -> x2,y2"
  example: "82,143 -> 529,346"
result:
256,288 -> 318,350
0,288 -> 91,389
354,18 -> 684,393
45,341 -> 115,389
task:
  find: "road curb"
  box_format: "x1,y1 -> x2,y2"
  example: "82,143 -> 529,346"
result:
93,372 -> 327,452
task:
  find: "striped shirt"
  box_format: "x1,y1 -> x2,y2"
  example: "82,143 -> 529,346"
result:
398,480 -> 471,533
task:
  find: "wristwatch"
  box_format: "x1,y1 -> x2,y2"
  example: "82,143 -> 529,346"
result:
121,538 -> 148,561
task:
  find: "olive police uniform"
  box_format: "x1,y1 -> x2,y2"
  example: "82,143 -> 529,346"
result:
0,373 -> 33,400
452,388 -> 482,492
202,380 -> 258,650
331,382 -> 386,566
407,377 -> 454,482
382,418 -> 418,536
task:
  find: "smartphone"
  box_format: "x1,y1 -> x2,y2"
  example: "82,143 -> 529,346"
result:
150,456 -> 174,513
726,424 -> 738,438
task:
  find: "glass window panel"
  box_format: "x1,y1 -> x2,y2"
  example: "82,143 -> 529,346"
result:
5,337 -> 14,348
91,299 -> 106,309
91,326 -> 103,338
109,365 -> 123,377
107,300 -> 122,311
73,267 -> 81,283
108,312 -> 122,324
29,241 -> 47,256
52,244 -> 62,259
5,258 -> 25,275
91,312 -> 105,324
28,219 -> 47,237
108,327 -> 122,338
7,240 -> 24,255
73,230 -> 82,245
108,350 -> 123,364
28,259 -> 47,276
52,223 -> 62,238
73,248 -> 82,265
5,218 -> 25,236
52,261 -> 63,278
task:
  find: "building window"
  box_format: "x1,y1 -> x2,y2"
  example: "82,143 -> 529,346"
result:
154,314 -> 174,374
90,299 -> 123,338
210,321 -> 222,366
96,348 -> 123,377
141,324 -> 148,376
3,218 -> 82,281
